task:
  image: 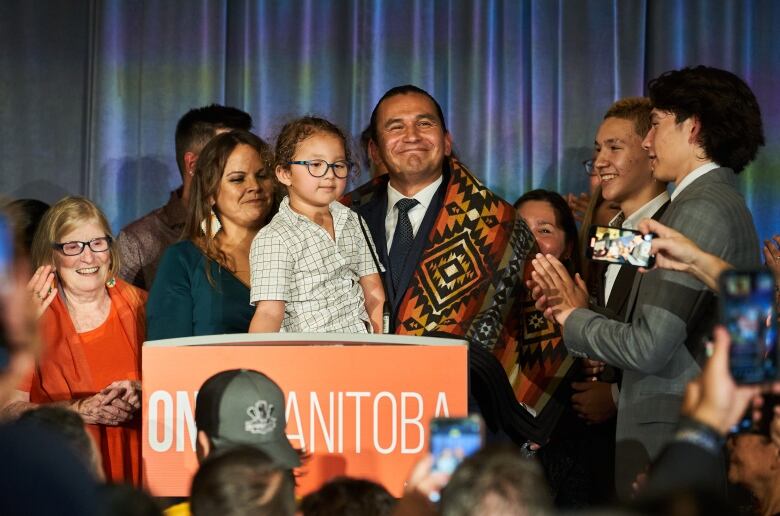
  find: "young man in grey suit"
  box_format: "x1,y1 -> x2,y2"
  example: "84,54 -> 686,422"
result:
572,97 -> 670,502
532,66 -> 763,498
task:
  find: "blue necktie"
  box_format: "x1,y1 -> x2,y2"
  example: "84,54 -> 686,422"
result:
389,198 -> 419,290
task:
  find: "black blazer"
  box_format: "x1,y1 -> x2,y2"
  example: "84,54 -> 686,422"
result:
590,200 -> 669,384
353,167 -> 450,330
592,200 -> 670,321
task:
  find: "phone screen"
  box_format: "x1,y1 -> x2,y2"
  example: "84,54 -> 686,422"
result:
587,225 -> 655,267
721,270 -> 778,384
0,214 -> 13,370
429,416 -> 483,502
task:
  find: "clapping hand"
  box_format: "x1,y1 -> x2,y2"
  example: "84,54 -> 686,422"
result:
530,254 -> 589,326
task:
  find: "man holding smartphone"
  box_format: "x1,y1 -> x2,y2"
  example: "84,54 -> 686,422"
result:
532,66 -> 763,499
571,97 -> 670,502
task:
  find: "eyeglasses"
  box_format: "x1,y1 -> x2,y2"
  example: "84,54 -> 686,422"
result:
52,236 -> 112,256
582,159 -> 595,176
288,159 -> 352,179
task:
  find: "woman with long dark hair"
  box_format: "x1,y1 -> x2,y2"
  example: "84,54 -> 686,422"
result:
147,130 -> 279,339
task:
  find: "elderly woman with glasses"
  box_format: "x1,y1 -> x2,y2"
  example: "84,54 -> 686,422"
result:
146,130 -> 278,340
2,196 -> 146,485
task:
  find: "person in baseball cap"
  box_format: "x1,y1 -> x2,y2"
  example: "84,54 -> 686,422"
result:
194,369 -> 301,469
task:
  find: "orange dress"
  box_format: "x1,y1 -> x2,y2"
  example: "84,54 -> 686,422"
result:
20,280 -> 146,485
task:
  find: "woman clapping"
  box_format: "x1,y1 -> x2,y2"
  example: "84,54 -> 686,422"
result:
4,196 -> 145,485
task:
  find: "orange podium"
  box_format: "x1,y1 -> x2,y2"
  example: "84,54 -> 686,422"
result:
142,333 -> 468,497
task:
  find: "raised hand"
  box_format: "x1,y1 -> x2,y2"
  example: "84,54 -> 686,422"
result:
763,235 -> 780,283
636,218 -> 730,291
27,265 -> 57,319
683,327 -> 760,435
530,253 -> 588,325
403,454 -> 450,500
566,192 -> 591,223
636,218 -> 704,273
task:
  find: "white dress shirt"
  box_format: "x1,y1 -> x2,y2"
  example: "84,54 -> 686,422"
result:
670,162 -> 719,201
249,197 -> 382,333
603,191 -> 671,304
385,175 -> 443,251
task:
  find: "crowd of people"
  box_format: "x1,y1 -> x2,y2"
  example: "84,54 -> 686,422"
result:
0,64 -> 779,515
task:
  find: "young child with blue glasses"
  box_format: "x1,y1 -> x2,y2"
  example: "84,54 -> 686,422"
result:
248,116 -> 385,333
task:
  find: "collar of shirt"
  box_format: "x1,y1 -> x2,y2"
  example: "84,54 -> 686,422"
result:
278,195 -> 349,237
385,174 -> 444,248
670,162 -> 719,201
604,190 -> 670,304
620,191 -> 671,229
160,188 -> 188,229
386,175 -> 443,214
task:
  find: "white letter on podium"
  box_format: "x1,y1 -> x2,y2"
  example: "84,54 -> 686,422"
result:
285,391 -> 306,451
148,391 -> 173,452
373,392 -> 397,454
310,392 -> 335,453
176,391 -> 197,452
401,392 -> 424,453
346,392 -> 370,453
434,392 -> 450,417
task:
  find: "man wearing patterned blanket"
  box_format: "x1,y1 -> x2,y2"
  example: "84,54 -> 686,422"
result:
343,85 -> 569,444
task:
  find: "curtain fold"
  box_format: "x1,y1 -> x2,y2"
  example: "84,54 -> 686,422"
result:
1,0 -> 777,240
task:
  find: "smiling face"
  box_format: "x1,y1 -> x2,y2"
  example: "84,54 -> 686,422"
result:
374,92 -> 452,194
54,219 -> 112,295
594,117 -> 655,212
213,144 -> 274,233
642,109 -> 700,184
276,131 -> 348,215
517,200 -> 569,260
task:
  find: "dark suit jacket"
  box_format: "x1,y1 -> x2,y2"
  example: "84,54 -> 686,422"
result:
592,200 -> 671,315
591,200 -> 670,379
352,166 -> 450,329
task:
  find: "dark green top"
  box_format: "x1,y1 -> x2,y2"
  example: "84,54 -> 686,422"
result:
146,240 -> 253,340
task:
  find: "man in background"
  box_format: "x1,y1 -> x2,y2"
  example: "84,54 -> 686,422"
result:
117,104 -> 252,290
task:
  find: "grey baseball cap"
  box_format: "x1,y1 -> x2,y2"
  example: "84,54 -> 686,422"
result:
194,369 -> 301,469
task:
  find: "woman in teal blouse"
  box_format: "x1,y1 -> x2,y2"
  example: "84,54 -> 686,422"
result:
147,130 -> 278,340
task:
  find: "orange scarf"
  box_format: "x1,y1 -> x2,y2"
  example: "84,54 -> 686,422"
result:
32,279 -> 146,401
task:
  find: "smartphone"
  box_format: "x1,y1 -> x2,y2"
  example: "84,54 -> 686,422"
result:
720,269 -> 778,384
429,416 -> 483,501
586,225 -> 655,268
0,214 -> 14,370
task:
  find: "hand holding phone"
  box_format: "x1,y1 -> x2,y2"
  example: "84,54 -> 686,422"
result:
731,393 -> 780,435
586,225 -> 655,268
720,269 -> 778,384
428,416 -> 483,502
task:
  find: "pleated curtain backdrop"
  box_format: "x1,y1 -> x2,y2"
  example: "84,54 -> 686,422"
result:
1,0 -> 778,240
